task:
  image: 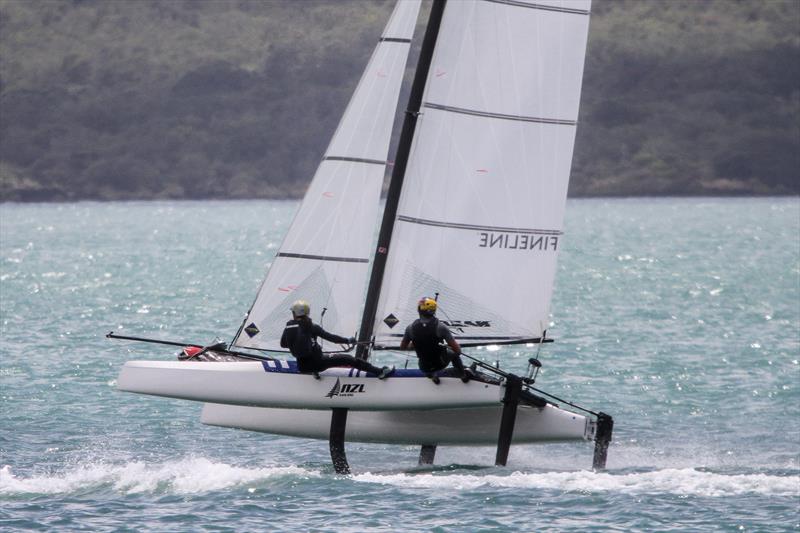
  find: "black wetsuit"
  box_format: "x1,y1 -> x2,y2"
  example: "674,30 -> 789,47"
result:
402,316 -> 467,375
280,318 -> 382,375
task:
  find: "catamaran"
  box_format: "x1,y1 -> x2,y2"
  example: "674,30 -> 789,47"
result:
113,0 -> 613,474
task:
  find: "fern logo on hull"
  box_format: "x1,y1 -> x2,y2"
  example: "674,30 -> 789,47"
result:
325,378 -> 366,398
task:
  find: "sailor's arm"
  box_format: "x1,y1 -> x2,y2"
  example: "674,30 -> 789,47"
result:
315,324 -> 351,345
440,325 -> 462,354
399,326 -> 413,349
446,337 -> 461,354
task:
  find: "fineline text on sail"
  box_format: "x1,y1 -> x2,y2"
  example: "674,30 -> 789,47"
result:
478,232 -> 559,251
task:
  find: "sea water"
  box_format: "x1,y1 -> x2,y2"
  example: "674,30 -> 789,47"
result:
1,198 -> 798,532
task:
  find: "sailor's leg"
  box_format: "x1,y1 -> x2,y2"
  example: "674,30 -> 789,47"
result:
297,359 -> 322,379
419,358 -> 443,384
446,349 -> 467,374
445,348 -> 469,381
320,354 -> 383,375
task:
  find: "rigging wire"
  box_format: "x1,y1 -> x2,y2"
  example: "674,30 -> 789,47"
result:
526,386 -> 600,418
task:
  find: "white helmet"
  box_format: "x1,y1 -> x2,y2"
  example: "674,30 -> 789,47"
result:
291,300 -> 310,317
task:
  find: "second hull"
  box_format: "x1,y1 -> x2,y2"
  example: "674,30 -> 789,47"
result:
201,403 -> 595,445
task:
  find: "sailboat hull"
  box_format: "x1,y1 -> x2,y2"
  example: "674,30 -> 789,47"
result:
117,360 -> 504,411
201,403 -> 594,445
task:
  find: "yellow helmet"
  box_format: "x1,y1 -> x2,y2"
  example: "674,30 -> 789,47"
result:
291,300 -> 310,317
417,297 -> 437,315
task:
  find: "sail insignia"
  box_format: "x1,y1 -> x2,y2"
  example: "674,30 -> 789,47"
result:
325,378 -> 342,398
383,314 -> 400,329
244,323 -> 260,338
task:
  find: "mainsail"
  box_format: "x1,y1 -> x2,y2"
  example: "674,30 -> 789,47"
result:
371,0 -> 592,348
234,0 -> 421,351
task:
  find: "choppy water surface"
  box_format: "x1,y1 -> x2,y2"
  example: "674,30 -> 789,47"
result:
1,198 -> 798,531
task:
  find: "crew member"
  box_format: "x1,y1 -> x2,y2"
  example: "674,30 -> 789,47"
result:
280,300 -> 393,379
399,297 -> 470,384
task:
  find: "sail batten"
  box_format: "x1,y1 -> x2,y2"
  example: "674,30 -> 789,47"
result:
276,253 -> 370,263
484,0 -> 590,16
322,156 -> 386,165
423,102 -> 578,125
397,215 -> 563,235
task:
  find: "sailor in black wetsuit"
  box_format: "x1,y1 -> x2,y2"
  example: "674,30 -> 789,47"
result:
280,300 -> 393,379
399,297 -> 470,384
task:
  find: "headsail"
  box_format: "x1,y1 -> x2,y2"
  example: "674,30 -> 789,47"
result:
234,0 -> 421,351
371,0 -> 591,348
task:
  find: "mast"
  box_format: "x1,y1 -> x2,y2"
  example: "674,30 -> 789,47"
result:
356,0 -> 447,360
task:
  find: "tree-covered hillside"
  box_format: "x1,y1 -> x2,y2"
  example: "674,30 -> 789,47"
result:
575,0 -> 799,196
0,0 -> 798,201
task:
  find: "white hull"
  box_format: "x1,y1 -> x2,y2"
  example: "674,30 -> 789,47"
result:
117,360 -> 503,410
201,403 -> 595,445
117,359 -> 595,445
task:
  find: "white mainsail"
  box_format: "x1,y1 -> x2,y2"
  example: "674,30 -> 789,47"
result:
372,0 -> 591,347
234,0 -> 421,351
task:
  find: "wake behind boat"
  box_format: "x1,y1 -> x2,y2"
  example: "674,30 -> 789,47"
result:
114,0 -> 613,473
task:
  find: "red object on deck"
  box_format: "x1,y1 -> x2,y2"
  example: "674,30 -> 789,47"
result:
182,346 -> 204,359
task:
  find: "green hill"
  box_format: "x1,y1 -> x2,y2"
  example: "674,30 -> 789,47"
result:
0,0 -> 797,201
